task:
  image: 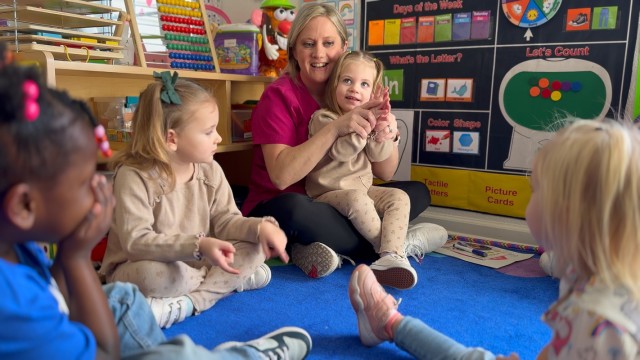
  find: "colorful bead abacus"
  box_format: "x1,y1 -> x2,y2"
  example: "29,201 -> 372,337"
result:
156,0 -> 218,71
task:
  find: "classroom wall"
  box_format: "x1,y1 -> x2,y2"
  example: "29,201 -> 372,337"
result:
218,0 -> 304,24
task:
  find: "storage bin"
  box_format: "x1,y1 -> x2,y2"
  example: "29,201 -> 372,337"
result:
215,24 -> 260,76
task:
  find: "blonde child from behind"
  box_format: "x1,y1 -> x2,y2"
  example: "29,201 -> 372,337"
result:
306,51 -> 447,290
348,118 -> 640,359
100,72 -> 289,329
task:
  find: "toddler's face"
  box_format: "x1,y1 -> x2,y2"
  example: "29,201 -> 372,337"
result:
336,60 -> 377,113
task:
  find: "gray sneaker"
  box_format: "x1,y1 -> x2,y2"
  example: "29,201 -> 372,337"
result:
292,242 -> 340,278
405,223 -> 448,262
370,254 -> 417,290
214,326 -> 312,360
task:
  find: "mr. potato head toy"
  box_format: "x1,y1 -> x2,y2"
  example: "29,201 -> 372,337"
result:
252,0 -> 296,77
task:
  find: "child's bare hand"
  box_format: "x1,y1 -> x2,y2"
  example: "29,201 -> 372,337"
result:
371,86 -> 390,112
58,174 -> 115,259
258,222 -> 289,263
199,237 -> 240,274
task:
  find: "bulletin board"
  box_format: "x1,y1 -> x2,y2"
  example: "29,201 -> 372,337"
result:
361,0 -> 639,218
304,0 -> 359,50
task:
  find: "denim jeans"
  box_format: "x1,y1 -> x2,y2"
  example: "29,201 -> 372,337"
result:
105,282 -> 263,359
394,316 -> 497,360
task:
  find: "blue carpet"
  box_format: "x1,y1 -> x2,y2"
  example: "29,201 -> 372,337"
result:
164,254 -> 559,359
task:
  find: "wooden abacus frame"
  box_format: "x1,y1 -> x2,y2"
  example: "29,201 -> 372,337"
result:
155,0 -> 219,72
2,0 -> 220,72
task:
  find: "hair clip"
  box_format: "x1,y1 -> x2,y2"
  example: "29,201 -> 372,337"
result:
153,71 -> 182,105
94,124 -> 112,158
23,79 -> 40,122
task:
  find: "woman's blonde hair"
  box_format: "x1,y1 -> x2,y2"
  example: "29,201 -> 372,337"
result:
534,118 -> 640,298
285,3 -> 348,80
109,79 -> 215,192
325,51 -> 384,116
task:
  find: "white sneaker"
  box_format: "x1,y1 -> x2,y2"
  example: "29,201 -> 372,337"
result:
405,222 -> 448,261
146,296 -> 191,329
214,326 -> 312,360
370,253 -> 417,290
237,263 -> 271,292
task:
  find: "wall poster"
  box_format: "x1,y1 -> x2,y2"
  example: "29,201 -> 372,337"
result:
305,0 -> 360,50
361,0 -> 639,218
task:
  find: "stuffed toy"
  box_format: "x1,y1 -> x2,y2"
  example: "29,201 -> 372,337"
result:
251,0 -> 296,77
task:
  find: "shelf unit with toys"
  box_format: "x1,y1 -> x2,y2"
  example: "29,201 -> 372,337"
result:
8,0 -> 274,172
16,49 -> 274,163
0,0 -> 140,63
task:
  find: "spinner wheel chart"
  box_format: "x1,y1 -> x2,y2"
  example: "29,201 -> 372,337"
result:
502,0 -> 562,28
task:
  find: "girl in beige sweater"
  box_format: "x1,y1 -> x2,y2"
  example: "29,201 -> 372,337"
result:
100,72 -> 289,328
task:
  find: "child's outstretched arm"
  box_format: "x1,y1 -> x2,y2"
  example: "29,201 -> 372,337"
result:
50,174 -> 118,359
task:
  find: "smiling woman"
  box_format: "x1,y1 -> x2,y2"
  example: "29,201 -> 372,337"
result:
242,3 -> 442,281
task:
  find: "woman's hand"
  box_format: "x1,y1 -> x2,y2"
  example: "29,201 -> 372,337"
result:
258,222 -> 289,263
332,97 -> 387,139
373,112 -> 398,143
199,237 -> 240,274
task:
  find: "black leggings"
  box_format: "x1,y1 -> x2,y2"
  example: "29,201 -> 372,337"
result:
247,181 -> 430,261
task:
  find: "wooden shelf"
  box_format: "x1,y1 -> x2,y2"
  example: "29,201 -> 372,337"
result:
0,24 -> 121,43
16,50 -> 273,156
0,0 -> 127,62
10,42 -> 123,61
0,34 -> 123,50
0,6 -> 121,28
0,0 -> 121,15
98,141 -> 252,164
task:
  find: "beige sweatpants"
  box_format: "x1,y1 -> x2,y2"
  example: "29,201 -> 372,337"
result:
106,241 -> 265,313
315,186 -> 410,255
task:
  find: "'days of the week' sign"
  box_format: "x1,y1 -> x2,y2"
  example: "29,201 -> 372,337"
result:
413,166 -> 531,218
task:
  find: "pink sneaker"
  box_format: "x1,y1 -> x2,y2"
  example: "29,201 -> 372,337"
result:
348,264 -> 400,346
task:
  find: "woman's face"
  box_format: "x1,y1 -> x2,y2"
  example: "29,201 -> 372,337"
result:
293,16 -> 345,90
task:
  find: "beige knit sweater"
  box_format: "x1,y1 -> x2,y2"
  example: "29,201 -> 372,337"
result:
100,161 -> 264,277
305,109 -> 392,198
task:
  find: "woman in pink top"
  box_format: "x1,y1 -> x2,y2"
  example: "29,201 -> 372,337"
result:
242,3 -> 446,279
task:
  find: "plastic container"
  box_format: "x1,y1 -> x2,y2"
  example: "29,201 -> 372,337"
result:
92,97 -> 125,129
231,103 -> 256,142
215,24 -> 260,76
